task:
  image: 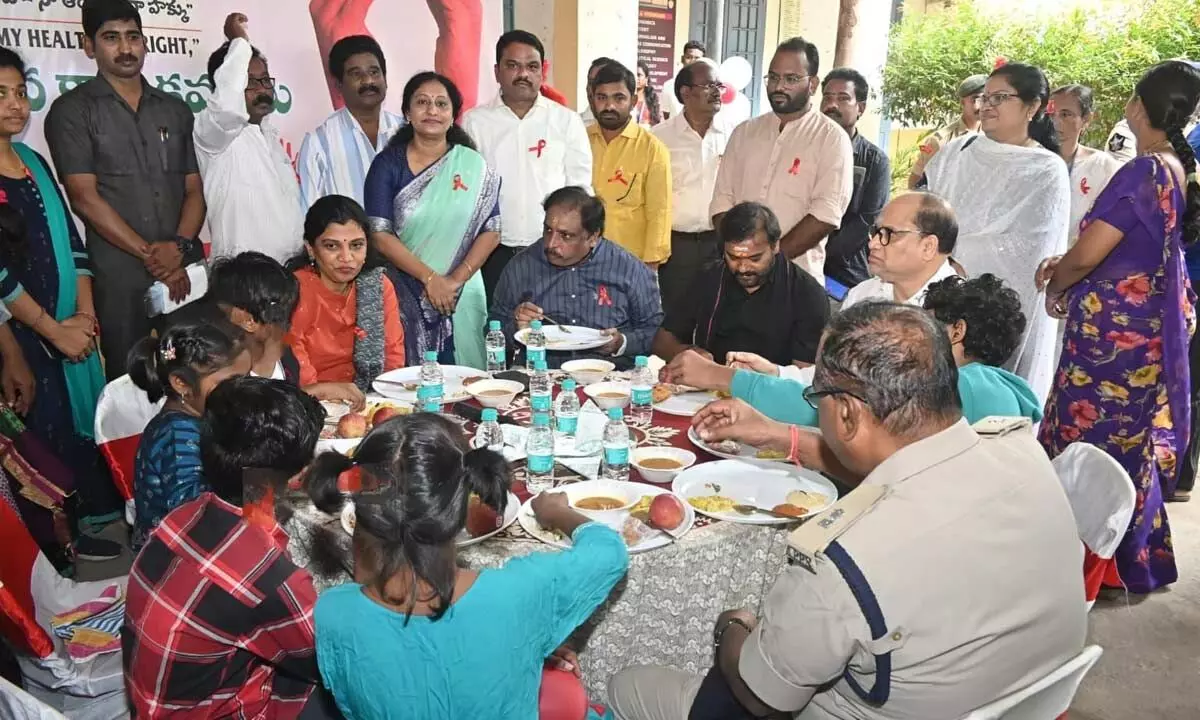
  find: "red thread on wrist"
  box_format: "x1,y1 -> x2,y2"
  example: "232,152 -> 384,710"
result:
788,425 -> 802,466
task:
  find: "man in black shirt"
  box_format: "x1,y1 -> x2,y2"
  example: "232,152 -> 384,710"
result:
652,202 -> 829,368
820,68 -> 890,298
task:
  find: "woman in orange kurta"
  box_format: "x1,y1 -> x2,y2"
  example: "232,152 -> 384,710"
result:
287,195 -> 405,409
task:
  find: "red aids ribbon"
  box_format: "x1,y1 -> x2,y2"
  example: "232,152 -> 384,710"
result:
608,168 -> 629,185
597,285 -> 613,306
1080,177 -> 1091,196
452,174 -> 468,191
993,56 -> 1008,70
787,158 -> 801,176
529,139 -> 547,157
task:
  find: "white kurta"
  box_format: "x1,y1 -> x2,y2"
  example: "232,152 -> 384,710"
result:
1068,149 -> 1123,244
927,135 -> 1070,405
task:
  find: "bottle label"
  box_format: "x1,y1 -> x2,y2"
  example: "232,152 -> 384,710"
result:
487,348 -> 506,368
527,347 -> 546,367
531,393 -> 552,412
632,388 -> 653,406
417,383 -> 443,401
557,415 -> 578,434
604,446 -> 629,466
528,453 -> 553,474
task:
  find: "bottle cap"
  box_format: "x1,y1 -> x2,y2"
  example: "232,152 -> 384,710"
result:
481,408 -> 498,422
530,320 -> 543,330
533,412 -> 551,426
488,320 -> 501,331
423,350 -> 438,362
535,361 -> 548,371
607,407 -> 624,421
635,356 -> 648,367
561,378 -> 576,391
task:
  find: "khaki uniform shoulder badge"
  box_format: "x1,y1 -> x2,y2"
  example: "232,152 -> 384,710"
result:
786,485 -> 887,574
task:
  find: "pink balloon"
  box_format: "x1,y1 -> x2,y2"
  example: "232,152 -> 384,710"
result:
720,82 -> 736,104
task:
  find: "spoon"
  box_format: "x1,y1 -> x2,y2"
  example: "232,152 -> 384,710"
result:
732,503 -> 799,520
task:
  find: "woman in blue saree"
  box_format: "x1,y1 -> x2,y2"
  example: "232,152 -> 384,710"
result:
365,71 -> 500,369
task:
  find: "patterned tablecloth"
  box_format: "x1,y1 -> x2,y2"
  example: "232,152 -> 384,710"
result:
287,373 -> 798,701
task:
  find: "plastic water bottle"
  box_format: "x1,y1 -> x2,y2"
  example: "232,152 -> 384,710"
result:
486,320 -> 506,372
555,378 -> 580,437
629,355 -> 654,427
526,413 -> 555,493
530,360 -> 553,415
418,350 -> 443,410
473,408 -> 505,451
526,320 -> 547,370
600,407 -> 631,482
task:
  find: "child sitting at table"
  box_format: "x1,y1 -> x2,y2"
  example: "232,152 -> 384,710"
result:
309,413 -> 629,719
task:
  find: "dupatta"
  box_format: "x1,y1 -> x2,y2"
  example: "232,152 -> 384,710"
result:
13,143 -> 105,439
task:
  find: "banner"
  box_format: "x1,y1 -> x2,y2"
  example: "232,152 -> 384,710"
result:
636,0 -> 676,91
3,0 -> 504,170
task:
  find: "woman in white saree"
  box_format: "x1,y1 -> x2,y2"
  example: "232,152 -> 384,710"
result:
927,63 -> 1070,405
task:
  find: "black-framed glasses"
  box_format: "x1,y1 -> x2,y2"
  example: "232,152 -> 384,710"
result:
685,81 -> 724,91
247,76 -> 276,90
978,91 -> 1019,108
803,385 -> 868,410
869,225 -> 925,246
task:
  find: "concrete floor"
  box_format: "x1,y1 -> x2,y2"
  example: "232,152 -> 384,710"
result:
79,502 -> 1200,718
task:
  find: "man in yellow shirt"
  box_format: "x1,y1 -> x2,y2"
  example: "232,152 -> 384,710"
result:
587,61 -> 673,267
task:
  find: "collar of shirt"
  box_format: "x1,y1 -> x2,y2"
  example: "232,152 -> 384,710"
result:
334,106 -> 403,151
654,113 -> 726,231
84,72 -> 173,106
484,90 -> 554,118
533,236 -> 607,271
588,118 -> 642,146
859,418 -> 978,489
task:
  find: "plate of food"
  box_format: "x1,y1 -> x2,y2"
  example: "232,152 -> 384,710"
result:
372,366 -> 488,404
515,325 -> 609,352
671,460 -> 836,525
652,384 -> 727,417
320,401 -> 411,441
686,426 -> 795,464
517,480 -> 694,554
341,491 -> 520,547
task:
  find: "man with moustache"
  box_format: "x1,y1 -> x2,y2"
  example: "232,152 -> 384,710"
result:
463,30 -> 593,300
652,58 -> 728,321
710,37 -> 853,288
46,0 -> 206,382
299,35 -> 403,209
653,202 -> 829,369
195,12 -> 303,263
907,74 -> 984,189
820,68 -> 891,297
660,40 -> 707,119
587,61 -> 672,267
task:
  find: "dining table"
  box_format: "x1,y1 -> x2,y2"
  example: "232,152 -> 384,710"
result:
286,369 -> 811,702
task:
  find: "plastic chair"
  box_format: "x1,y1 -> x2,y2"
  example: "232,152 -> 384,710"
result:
94,374 -> 163,523
538,667 -> 589,720
1050,444 -> 1137,607
959,645 -> 1103,719
0,674 -> 67,720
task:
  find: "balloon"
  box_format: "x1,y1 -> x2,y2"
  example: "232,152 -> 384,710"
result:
720,82 -> 736,105
720,56 -> 753,92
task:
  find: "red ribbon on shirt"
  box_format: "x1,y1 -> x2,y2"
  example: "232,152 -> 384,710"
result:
452,174 -> 468,191
529,139 -> 547,157
609,168 -> 629,185
787,158 -> 801,175
1080,177 -> 1091,196
597,285 -> 613,306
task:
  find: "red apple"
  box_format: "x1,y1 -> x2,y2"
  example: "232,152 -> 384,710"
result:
336,413 -> 368,439
465,496 -> 501,537
372,405 -> 403,426
648,494 -> 685,531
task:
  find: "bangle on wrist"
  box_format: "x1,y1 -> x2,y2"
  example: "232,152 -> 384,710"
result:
713,616 -> 753,649
423,270 -> 436,286
788,424 -> 802,466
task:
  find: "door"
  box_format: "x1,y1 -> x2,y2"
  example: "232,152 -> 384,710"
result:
690,0 -> 768,114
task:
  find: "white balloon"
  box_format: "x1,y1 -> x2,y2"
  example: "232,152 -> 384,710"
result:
716,93 -> 752,130
720,56 -> 753,92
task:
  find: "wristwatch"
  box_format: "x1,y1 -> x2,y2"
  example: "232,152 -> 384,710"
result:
713,616 -> 753,649
173,234 -> 199,259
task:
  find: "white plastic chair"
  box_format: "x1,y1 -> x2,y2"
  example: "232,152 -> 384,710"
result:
1051,443 -> 1137,606
959,645 -> 1103,719
0,675 -> 67,720
94,374 -> 163,525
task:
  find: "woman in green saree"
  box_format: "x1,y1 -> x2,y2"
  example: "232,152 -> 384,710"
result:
365,71 -> 500,369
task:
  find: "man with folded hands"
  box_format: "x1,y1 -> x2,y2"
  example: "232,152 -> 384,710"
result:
488,186 -> 662,369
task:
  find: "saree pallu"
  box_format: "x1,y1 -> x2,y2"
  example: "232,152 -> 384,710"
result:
1039,155 -> 1193,593
365,143 -> 500,370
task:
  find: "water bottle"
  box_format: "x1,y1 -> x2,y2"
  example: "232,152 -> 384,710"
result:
486,320 -> 506,372
526,412 -> 555,493
600,407 -> 631,482
530,360 -> 553,415
473,408 -> 505,451
526,320 -> 547,370
555,378 -> 580,437
629,355 -> 654,427
418,350 -> 443,410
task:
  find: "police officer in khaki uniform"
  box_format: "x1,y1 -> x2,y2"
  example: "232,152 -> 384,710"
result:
907,75 -> 986,189
608,303 -> 1087,720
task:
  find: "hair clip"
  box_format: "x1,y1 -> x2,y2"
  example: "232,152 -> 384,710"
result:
160,338 -> 176,361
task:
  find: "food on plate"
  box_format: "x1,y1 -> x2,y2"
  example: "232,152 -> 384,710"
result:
755,449 -> 787,460
651,384 -> 674,404
462,376 -> 487,387
628,495 -> 653,520
648,494 -> 686,531
574,496 -> 627,511
478,389 -> 514,397
688,495 -> 737,513
402,382 -> 420,392
371,405 -> 404,426
638,457 -> 683,470
597,391 -> 629,399
464,495 -> 502,537
710,389 -> 731,399
336,413 -> 368,439
770,503 -> 808,519
621,515 -> 656,546
710,439 -> 743,455
786,490 -> 828,508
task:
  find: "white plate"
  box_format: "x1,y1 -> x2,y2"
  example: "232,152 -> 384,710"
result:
341,491 -> 520,547
315,438 -> 361,456
654,389 -> 721,418
687,426 -> 792,464
372,365 -> 488,404
515,325 -> 608,352
671,460 -> 837,525
517,481 -> 693,554
321,401 -> 352,424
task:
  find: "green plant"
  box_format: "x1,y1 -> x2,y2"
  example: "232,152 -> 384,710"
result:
882,0 -> 1200,147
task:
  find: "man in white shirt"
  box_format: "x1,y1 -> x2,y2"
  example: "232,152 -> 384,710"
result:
660,40 -> 707,119
463,30 -> 593,300
298,35 -> 403,209
710,36 -> 853,288
652,58 -> 728,321
195,13 -> 303,264
842,191 -> 958,310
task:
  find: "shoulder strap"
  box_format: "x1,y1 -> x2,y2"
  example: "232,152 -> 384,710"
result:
824,540 -> 892,707
960,135 -> 979,152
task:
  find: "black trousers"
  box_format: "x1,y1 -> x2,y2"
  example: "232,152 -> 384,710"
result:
659,230 -> 721,322
482,244 -> 522,306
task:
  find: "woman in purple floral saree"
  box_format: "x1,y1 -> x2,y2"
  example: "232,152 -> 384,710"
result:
1038,61 -> 1200,593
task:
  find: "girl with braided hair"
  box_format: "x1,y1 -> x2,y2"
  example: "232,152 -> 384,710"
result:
1036,60 -> 1200,593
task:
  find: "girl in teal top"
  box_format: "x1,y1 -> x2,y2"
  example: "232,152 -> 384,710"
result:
310,413 -> 628,720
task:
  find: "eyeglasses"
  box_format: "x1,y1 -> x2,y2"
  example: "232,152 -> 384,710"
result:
685,81 -> 724,91
869,225 -> 925,246
802,385 -> 868,410
246,76 -> 276,90
764,72 -> 809,88
978,92 -> 1020,108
